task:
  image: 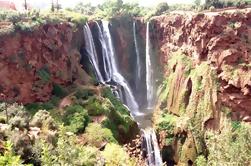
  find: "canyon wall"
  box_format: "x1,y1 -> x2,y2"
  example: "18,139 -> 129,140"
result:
154,8 -> 251,121
0,23 -> 91,104
153,8 -> 251,165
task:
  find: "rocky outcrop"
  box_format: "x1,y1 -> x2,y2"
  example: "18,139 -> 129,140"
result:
153,8 -> 251,121
0,23 -> 91,104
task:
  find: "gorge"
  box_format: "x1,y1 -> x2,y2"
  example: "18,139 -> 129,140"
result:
0,3 -> 251,166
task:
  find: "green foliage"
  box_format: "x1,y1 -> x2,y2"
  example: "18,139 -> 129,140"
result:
155,2 -> 169,16
40,126 -> 99,165
0,141 -> 26,166
195,155 -> 207,166
102,143 -> 136,166
37,68 -> 51,83
63,105 -> 90,133
101,87 -> 136,138
84,123 -> 117,147
75,88 -> 95,100
0,9 -> 88,35
30,110 -> 57,130
85,97 -> 109,116
231,121 -> 241,130
101,87 -> 129,116
9,110 -> 30,129
194,0 -> 202,6
72,0 -> 148,20
206,120 -> 251,165
25,96 -> 60,113
52,84 -> 67,98
157,113 -> 177,145
0,103 -> 30,126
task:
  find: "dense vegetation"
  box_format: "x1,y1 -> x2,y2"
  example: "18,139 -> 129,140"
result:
0,86 -> 138,165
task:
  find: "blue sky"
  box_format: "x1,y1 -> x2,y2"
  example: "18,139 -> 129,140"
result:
12,0 -> 194,9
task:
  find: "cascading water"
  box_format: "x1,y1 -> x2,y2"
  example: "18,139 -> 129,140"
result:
83,20 -> 162,165
83,24 -> 104,83
142,22 -> 163,166
95,21 -> 112,82
143,128 -> 163,166
145,22 -> 155,109
133,21 -> 141,85
101,21 -> 140,115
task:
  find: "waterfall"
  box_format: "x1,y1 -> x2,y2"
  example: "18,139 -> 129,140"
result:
83,20 -> 162,166
101,21 -> 140,115
142,22 -> 163,166
95,21 -> 112,82
83,24 -> 104,83
146,22 -> 155,109
143,128 -> 163,166
133,21 -> 141,83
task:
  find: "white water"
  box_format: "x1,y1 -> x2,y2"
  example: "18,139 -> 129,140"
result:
84,21 -> 162,166
101,21 -> 141,115
95,21 -> 112,82
83,24 -> 104,83
133,21 -> 141,82
146,22 -> 155,109
143,128 -> 163,166
143,22 -> 163,166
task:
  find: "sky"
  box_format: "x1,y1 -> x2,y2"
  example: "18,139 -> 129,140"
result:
10,0 -> 194,9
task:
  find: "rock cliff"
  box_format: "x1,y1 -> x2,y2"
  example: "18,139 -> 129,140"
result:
153,8 -> 251,122
0,23 -> 90,104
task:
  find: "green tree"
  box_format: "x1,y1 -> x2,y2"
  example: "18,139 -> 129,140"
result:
194,0 -> 201,6
155,2 -> 169,16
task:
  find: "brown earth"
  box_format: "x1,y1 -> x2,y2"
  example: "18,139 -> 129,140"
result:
0,23 -> 91,104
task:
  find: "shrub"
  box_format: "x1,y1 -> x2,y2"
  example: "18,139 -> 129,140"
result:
157,113 -> 176,133
206,120 -> 251,165
40,126 -> 100,165
195,155 -> 207,166
52,84 -> 67,98
9,110 -> 30,129
0,141 -> 26,166
30,110 -> 57,130
63,105 -> 89,133
84,123 -> 117,147
85,97 -> 109,116
155,2 -> 169,16
102,143 -> 136,166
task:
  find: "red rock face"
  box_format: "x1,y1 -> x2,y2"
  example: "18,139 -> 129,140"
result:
153,9 -> 251,121
0,23 -> 89,104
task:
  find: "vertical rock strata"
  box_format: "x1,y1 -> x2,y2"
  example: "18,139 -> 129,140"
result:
153,9 -> 251,165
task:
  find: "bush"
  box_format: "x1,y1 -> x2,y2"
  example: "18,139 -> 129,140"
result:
195,155 -> 207,166
102,143 -> 136,166
52,84 -> 67,98
0,141 -> 26,166
30,110 -> 57,130
63,105 -> 89,133
84,123 -> 117,147
155,2 -> 169,16
85,97 -> 109,116
206,120 -> 251,165
9,110 -> 30,129
40,126 -> 100,165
